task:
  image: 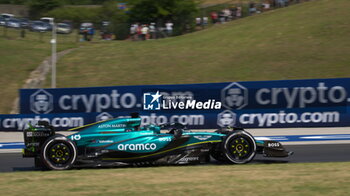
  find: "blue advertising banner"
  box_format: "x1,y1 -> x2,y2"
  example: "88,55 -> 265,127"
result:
13,78 -> 350,131
2,109 -> 350,131
0,111 -> 217,131
20,83 -> 225,114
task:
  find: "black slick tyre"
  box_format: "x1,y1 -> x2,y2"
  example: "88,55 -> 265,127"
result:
40,135 -> 77,170
223,131 -> 256,164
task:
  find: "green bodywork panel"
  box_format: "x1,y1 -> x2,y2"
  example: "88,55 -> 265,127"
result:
67,118 -> 224,154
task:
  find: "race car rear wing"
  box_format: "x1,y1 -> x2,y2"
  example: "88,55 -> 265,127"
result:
23,121 -> 55,157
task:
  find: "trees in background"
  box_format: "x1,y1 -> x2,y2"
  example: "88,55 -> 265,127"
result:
62,0 -> 110,5
99,1 -> 129,40
128,0 -> 198,35
0,0 -> 26,3
46,0 -> 198,37
27,0 -> 63,18
0,0 -> 110,5
47,1 -> 129,39
47,6 -> 100,27
1,0 -> 198,38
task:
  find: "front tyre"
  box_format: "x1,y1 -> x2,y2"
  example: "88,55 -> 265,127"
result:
223,131 -> 256,164
41,135 -> 77,170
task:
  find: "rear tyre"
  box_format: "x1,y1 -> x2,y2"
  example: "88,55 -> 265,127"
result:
223,131 -> 256,164
41,135 -> 77,170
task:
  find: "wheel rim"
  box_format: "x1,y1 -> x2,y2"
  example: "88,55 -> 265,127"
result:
47,143 -> 71,165
229,136 -> 253,160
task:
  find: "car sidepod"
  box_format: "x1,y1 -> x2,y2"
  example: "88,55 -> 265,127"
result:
69,130 -> 223,166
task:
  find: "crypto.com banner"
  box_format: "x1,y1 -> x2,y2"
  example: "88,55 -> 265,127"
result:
17,78 -> 350,129
1,109 -> 350,131
0,111 -> 215,131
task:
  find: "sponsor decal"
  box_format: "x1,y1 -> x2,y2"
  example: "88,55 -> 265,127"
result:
267,142 -> 280,148
194,135 -> 212,140
221,82 -> 248,110
217,110 -> 237,127
97,124 -> 126,129
158,137 -> 172,142
26,132 -> 51,137
27,142 -> 40,146
97,140 -> 113,143
178,155 -> 199,163
139,132 -> 154,135
117,143 -> 157,151
30,89 -> 53,114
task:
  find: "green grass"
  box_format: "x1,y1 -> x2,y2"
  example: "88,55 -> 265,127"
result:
1,0 -> 350,113
0,162 -> 350,195
0,28 -> 78,113
52,0 -> 350,89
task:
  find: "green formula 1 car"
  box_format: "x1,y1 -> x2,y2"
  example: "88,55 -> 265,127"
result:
23,114 -> 293,170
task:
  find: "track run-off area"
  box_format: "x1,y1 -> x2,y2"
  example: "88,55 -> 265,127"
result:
0,127 -> 349,172
1,144 -> 350,172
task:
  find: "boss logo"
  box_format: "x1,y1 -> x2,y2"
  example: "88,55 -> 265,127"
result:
267,142 -> 280,148
159,137 -> 171,142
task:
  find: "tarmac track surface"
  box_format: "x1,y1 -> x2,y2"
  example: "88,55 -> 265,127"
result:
0,144 -> 349,172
